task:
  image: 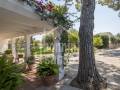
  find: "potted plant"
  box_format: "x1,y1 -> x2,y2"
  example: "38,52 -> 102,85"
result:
18,54 -> 24,58
26,56 -> 35,70
37,57 -> 59,86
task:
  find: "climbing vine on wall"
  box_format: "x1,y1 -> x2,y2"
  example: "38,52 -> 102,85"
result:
20,0 -> 73,29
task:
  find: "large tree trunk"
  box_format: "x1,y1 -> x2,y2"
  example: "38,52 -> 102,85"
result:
70,0 -> 107,90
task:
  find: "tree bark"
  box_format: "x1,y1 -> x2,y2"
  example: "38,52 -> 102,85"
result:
70,0 -> 107,90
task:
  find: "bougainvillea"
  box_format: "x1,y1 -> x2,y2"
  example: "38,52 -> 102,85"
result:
21,0 -> 73,29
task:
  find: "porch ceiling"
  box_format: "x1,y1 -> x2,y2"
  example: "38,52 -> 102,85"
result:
0,0 -> 53,40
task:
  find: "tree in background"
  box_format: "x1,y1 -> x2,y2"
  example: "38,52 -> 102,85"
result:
67,29 -> 79,52
116,33 -> 120,43
42,33 -> 54,51
98,0 -> 120,16
95,32 -> 111,48
99,35 -> 109,48
42,29 -> 79,53
110,36 -> 117,44
109,33 -> 120,48
32,39 -> 40,48
68,29 -> 79,47
116,33 -> 120,38
16,37 -> 25,53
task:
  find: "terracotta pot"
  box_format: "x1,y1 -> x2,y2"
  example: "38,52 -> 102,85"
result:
42,75 -> 58,86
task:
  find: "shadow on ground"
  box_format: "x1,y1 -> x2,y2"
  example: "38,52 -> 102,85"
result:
64,61 -> 120,90
99,49 -> 120,58
97,61 -> 120,90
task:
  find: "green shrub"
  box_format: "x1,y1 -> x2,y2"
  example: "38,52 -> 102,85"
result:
43,48 -> 52,54
18,48 -> 24,53
100,35 -> 109,48
0,55 -> 23,90
110,36 -> 117,44
26,56 -> 35,65
32,47 -> 53,55
93,36 -> 103,48
4,49 -> 12,55
18,54 -> 24,58
94,35 -> 109,48
37,57 -> 59,77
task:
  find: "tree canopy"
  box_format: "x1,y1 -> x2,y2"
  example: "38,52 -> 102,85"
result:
98,0 -> 120,16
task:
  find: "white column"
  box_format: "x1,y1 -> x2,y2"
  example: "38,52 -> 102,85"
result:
24,35 -> 31,62
12,38 -> 18,63
54,27 -> 64,80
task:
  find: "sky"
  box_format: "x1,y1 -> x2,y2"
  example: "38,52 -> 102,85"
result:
34,0 -> 120,40
72,4 -> 120,35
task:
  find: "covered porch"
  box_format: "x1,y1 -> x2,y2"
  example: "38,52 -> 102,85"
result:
0,0 -> 65,82
0,0 -> 53,55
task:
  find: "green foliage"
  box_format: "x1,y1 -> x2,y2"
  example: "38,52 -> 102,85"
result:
16,37 -> 25,52
37,57 -> 59,77
98,0 -> 120,11
60,30 -> 68,44
53,5 -> 68,16
110,36 -> 117,44
22,0 -> 73,29
52,5 -> 73,29
4,49 -> 12,55
116,33 -> 120,43
42,33 -> 54,50
75,3 -> 81,11
32,47 -> 53,55
95,34 -> 109,48
93,36 -> 103,48
116,33 -> 120,38
18,48 -> 24,53
68,29 -> 79,43
110,33 -> 120,44
68,29 -> 79,50
18,54 -> 24,58
26,56 -> 35,65
0,55 -> 23,90
32,39 -> 40,48
100,35 -> 109,48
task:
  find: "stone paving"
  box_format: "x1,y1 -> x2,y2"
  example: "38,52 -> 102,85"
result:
20,48 -> 120,90
63,48 -> 120,90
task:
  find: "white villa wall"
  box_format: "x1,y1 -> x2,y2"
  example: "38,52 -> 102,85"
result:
0,39 -> 9,53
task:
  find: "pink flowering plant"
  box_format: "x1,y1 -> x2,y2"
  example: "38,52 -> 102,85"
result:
21,0 -> 73,29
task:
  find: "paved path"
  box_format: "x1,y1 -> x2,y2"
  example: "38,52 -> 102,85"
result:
65,48 -> 120,90
95,49 -> 120,90
19,48 -> 120,90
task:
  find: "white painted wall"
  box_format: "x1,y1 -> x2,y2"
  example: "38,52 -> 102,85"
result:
0,39 -> 9,53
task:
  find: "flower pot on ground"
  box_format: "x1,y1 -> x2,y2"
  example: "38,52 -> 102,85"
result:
26,56 -> 35,71
37,57 -> 59,86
